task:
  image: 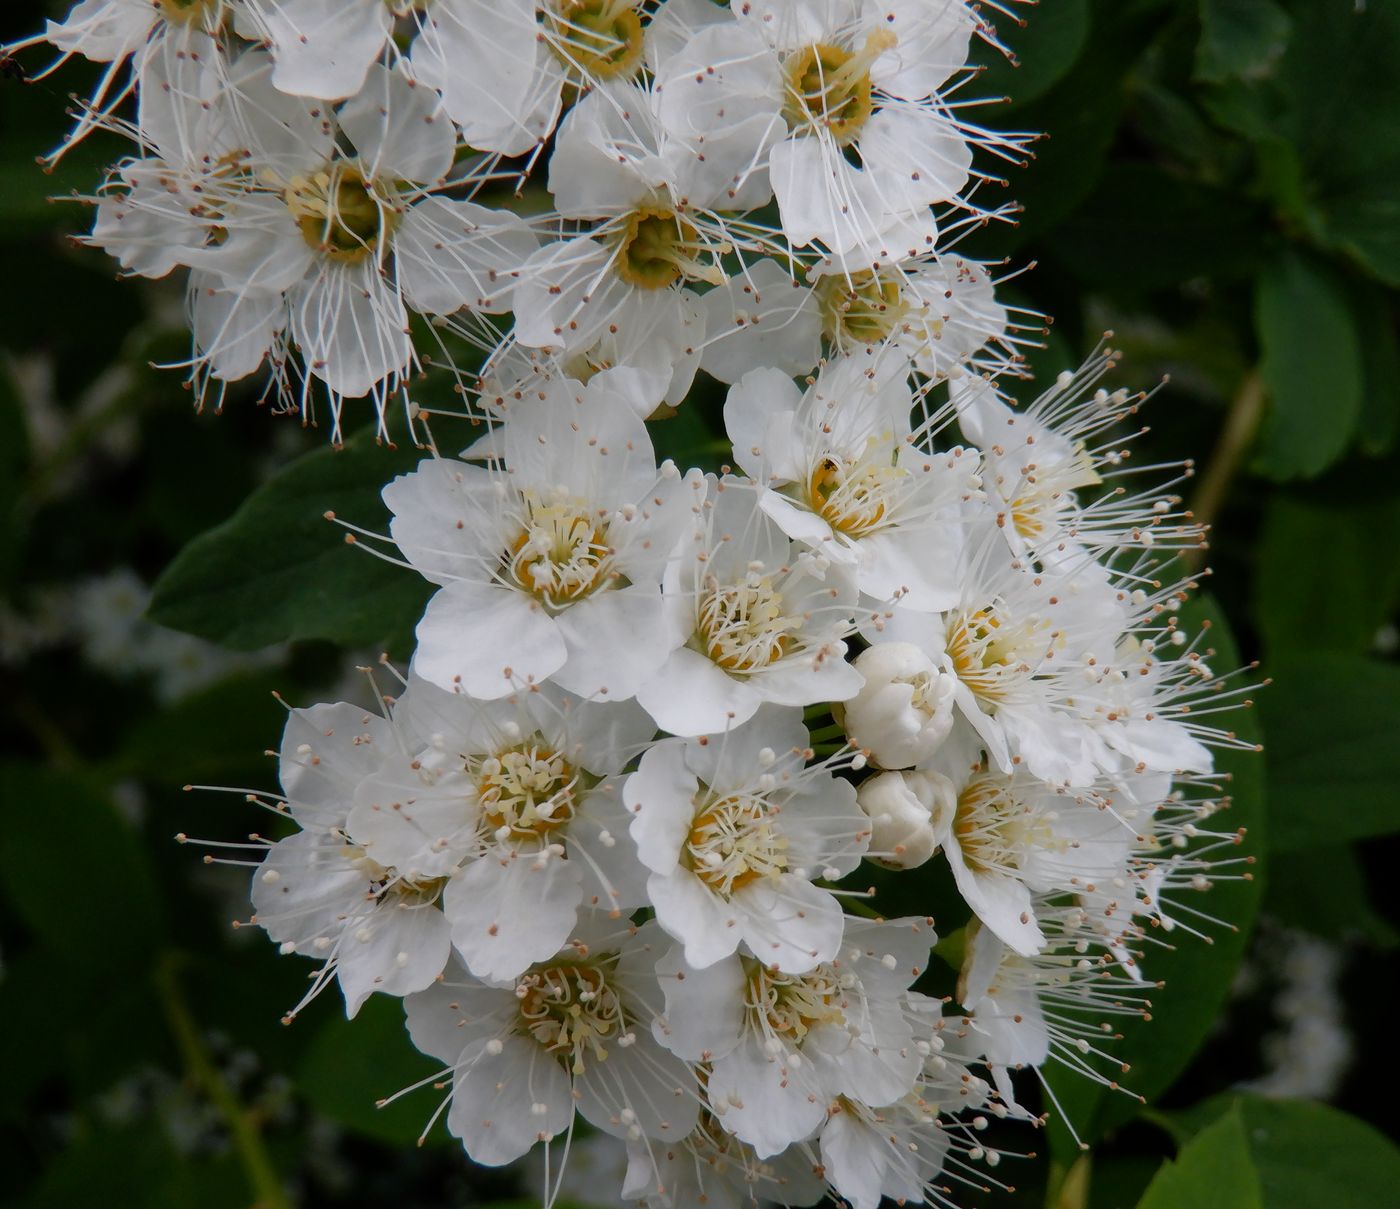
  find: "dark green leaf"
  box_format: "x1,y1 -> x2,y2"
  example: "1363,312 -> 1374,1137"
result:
1136,1105 -> 1261,1209
148,423 -> 433,652
1255,493 -> 1400,657
1046,163 -> 1267,292
1047,595 -> 1265,1155
1155,1094 -> 1400,1209
1254,253 -> 1363,480
972,0 -> 1090,110
1265,844 -> 1398,947
1352,280 -> 1400,456
296,994 -> 449,1148
1196,0 -> 1291,84
0,761 -> 165,967
1261,656 -> 1400,849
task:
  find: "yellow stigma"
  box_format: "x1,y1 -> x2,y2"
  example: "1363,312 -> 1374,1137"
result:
504,495 -> 616,609
547,0 -> 646,81
285,165 -> 395,264
781,31 -> 896,145
613,206 -> 725,290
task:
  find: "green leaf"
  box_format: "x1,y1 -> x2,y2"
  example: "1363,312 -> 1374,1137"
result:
296,994 -> 449,1148
1155,1095 -> 1400,1209
1137,1105 -> 1261,1209
1352,279 -> 1400,456
1255,493 -> 1400,658
1200,0 -> 1400,286
1254,253 -> 1364,480
0,762 -> 165,969
1196,0 -> 1292,84
148,423 -> 432,652
1046,595 -> 1266,1155
1261,655 -> 1400,850
1265,844 -> 1398,947
1046,163 -> 1267,293
972,0 -> 1090,110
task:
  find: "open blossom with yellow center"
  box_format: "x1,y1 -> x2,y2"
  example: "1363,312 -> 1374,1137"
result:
635,479 -> 862,737
780,31 -> 894,145
404,920 -> 698,1165
627,706 -> 867,972
545,0 -> 645,82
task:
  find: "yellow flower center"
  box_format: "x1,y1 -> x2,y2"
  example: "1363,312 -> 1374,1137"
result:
157,0 -> 222,27
816,269 -> 909,345
613,206 -> 725,290
745,960 -> 848,1042
285,165 -> 395,264
474,743 -> 579,838
806,441 -> 905,538
685,792 -> 788,896
696,575 -> 799,672
517,961 -> 626,1074
504,495 -> 616,609
546,0 -> 645,82
781,32 -> 895,146
952,774 -> 1052,876
945,605 -> 1051,706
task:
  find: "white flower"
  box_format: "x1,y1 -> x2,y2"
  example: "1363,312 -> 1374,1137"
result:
511,76 -> 773,373
820,1094 -> 950,1209
953,367 -> 1204,568
930,767 -> 1140,956
251,699 -> 453,1017
811,252 -> 1014,381
867,534 -> 1130,785
404,917 -> 698,1166
384,377 -> 703,701
633,477 -> 862,736
654,917 -> 936,1157
89,55 -> 536,426
344,675 -> 655,982
725,347 -> 979,608
625,706 -> 868,972
840,641 -> 956,767
696,256 -> 824,386
655,0 -> 993,256
855,769 -> 948,869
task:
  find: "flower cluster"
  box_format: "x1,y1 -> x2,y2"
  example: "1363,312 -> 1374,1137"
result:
13,2 -> 1257,1206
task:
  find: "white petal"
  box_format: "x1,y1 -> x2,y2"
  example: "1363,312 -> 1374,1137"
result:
339,62 -> 456,183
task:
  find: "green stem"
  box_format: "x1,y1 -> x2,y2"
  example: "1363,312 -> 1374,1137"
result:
807,723 -> 847,744
1184,368 -> 1267,572
154,954 -> 293,1209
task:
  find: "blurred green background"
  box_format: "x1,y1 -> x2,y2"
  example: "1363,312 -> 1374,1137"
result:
1,1 -> 1398,1207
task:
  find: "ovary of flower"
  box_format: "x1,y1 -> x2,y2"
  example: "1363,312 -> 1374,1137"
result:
517,960 -> 626,1075
805,439 -> 906,539
780,30 -> 896,146
696,573 -> 800,672
816,269 -> 910,346
504,495 -> 617,609
684,791 -> 789,896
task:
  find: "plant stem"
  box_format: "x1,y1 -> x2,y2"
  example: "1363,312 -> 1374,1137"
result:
1185,368 -> 1267,571
154,953 -> 294,1209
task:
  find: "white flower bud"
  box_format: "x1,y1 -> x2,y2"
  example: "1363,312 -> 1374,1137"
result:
842,643 -> 956,768
856,770 -> 952,870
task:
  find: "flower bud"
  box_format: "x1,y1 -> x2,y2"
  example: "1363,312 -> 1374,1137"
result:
842,642 -> 956,768
856,769 -> 953,869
